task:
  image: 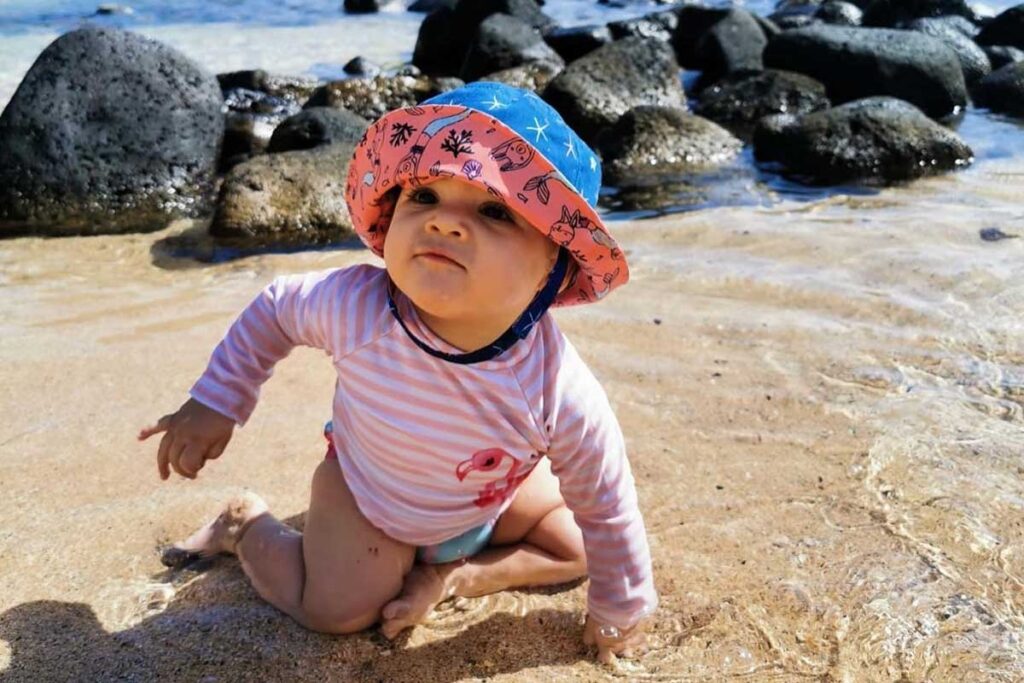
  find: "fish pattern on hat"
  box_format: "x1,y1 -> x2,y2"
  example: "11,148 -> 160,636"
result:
344,82 -> 628,307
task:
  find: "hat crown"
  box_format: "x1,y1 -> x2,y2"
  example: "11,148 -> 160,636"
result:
423,82 -> 601,206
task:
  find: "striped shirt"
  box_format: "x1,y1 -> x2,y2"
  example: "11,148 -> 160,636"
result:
191,264 -> 657,629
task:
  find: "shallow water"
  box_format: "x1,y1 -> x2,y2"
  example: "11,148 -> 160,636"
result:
2,2 -> 1024,681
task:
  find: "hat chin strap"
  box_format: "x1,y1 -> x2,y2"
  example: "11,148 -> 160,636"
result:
387,249 -> 570,365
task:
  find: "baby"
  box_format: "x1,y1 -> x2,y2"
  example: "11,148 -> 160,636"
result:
139,82 -> 657,663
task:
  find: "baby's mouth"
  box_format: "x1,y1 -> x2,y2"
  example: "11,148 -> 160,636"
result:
415,249 -> 464,269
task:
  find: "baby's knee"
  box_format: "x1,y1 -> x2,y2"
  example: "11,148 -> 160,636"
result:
301,597 -> 380,635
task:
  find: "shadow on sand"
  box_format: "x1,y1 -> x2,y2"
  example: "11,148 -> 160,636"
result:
0,514 -> 590,682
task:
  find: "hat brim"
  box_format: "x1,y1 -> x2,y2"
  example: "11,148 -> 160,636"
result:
344,104 -> 628,307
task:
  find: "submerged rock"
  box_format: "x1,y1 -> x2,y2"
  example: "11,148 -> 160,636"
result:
543,37 -> 685,145
753,97 -> 973,184
600,105 -> 742,182
763,25 -> 967,119
210,143 -> 357,248
0,27 -> 223,236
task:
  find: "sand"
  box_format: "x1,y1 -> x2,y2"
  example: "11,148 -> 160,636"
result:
2,163 -> 1024,681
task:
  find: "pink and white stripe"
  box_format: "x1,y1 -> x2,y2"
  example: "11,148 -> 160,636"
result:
190,265 -> 657,629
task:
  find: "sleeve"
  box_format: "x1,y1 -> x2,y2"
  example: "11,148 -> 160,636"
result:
547,362 -> 659,631
188,268 -> 350,425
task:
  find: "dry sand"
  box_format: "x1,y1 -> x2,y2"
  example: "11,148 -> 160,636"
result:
2,166 -> 1024,681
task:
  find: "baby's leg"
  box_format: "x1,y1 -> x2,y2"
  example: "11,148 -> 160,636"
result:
167,459 -> 415,634
381,458 -> 585,638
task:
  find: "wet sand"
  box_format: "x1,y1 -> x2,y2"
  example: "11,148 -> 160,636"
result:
2,163 -> 1024,681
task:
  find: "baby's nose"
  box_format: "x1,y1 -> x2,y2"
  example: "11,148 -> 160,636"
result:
426,211 -> 468,238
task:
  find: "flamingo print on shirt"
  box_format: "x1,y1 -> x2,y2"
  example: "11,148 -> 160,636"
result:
455,448 -> 534,508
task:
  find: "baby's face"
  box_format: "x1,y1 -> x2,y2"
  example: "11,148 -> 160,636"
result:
383,178 -> 558,338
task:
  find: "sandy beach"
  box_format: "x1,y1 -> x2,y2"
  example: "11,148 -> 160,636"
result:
2,153 -> 1023,680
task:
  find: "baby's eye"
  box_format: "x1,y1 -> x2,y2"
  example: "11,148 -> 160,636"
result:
406,187 -> 437,204
480,202 -> 514,222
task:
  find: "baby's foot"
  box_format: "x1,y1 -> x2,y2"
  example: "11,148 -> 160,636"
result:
380,564 -> 452,639
161,492 -> 268,569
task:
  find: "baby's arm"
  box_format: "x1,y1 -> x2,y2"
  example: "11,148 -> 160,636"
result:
548,360 -> 659,661
140,268 -> 351,479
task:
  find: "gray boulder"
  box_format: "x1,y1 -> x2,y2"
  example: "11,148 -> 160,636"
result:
412,0 -> 556,77
672,6 -> 730,68
693,9 -> 768,78
905,17 -> 990,84
815,1 -> 863,25
210,143 -> 356,248
769,8 -> 821,31
985,45 -> 1024,69
974,61 -> 1024,116
600,105 -> 742,182
861,0 -> 978,27
977,5 -> 1024,50
0,27 -> 223,236
412,7 -> 461,76
482,60 -> 563,93
344,0 -> 380,13
459,13 -> 563,82
217,70 -> 319,103
543,25 -> 612,63
221,88 -> 302,171
304,74 -> 461,121
763,25 -> 967,118
694,69 -> 830,137
409,0 -> 456,11
607,9 -> 679,42
753,97 -> 973,184
543,37 -> 686,145
267,107 -> 369,153
343,56 -> 382,78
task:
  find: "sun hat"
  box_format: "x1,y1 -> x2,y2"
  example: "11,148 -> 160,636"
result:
344,81 -> 628,308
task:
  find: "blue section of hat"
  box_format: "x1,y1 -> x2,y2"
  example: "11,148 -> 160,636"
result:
422,81 -> 601,207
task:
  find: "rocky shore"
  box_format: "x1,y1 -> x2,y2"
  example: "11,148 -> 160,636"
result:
1,0 -> 1022,248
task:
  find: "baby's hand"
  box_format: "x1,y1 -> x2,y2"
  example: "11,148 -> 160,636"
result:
583,615 -> 649,666
138,398 -> 235,480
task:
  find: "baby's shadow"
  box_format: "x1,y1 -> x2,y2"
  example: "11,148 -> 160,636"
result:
0,513 -> 588,682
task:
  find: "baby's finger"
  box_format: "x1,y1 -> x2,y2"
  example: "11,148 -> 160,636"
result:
139,415 -> 173,441
168,439 -> 192,479
179,443 -> 207,478
206,437 -> 229,461
157,430 -> 174,480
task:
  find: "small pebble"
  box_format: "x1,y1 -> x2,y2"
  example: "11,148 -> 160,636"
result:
980,227 -> 1018,242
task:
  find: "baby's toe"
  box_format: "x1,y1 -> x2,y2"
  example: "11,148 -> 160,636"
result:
160,545 -> 202,569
